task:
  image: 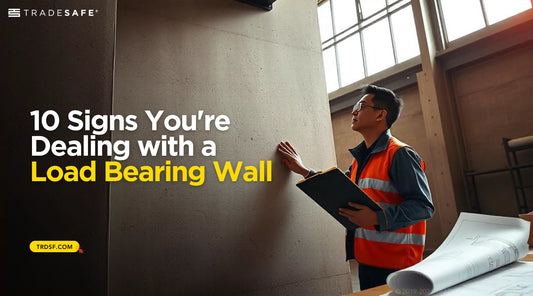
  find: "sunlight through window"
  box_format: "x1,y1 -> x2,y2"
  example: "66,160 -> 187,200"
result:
360,0 -> 386,18
363,18 -> 395,76
332,0 -> 358,34
439,0 -> 532,42
322,47 -> 339,93
318,1 -> 333,43
440,0 -> 485,41
337,34 -> 365,87
317,0 -> 420,93
391,6 -> 420,62
483,0 -> 532,25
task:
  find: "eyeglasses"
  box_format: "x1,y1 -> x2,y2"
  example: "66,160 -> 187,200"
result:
352,101 -> 384,113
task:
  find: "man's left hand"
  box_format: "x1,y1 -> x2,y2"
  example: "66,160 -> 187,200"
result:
339,203 -> 378,227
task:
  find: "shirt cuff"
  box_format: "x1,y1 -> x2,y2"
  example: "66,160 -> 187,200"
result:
304,170 -> 317,178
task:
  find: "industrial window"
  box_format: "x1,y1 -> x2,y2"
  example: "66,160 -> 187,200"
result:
437,0 -> 532,42
318,0 -> 419,93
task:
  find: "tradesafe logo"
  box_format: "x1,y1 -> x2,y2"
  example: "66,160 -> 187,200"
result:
8,7 -> 98,18
8,8 -> 20,17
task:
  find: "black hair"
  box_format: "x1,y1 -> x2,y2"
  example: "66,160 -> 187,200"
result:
362,84 -> 403,128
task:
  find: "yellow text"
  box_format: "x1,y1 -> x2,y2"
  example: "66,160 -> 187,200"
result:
105,160 -> 205,186
32,161 -> 95,182
213,160 -> 271,182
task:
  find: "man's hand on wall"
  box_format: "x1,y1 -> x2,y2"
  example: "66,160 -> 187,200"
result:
277,141 -> 310,177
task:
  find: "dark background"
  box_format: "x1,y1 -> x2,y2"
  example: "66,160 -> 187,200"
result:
1,1 -> 115,294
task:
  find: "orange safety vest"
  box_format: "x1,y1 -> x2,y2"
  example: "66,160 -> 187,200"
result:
349,137 -> 426,270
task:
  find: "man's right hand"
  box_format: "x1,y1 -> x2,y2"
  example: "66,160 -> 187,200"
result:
277,141 -> 310,177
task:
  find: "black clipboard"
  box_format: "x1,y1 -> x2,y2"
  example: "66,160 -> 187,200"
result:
296,167 -> 383,230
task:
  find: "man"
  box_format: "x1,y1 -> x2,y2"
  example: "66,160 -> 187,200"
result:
277,85 -> 434,290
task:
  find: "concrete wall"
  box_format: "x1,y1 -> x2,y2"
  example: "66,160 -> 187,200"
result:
451,43 -> 533,216
2,0 -> 115,294
109,0 -> 352,295
331,86 -> 441,250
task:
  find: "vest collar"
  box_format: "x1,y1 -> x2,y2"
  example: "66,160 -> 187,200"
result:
349,129 -> 391,159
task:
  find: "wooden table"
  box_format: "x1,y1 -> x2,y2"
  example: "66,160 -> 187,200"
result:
343,284 -> 390,296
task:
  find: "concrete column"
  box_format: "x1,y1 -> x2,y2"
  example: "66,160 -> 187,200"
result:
411,0 -> 462,240
109,0 -> 352,295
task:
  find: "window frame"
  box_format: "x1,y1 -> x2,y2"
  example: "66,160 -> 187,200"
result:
435,0 -> 533,44
319,0 -> 418,93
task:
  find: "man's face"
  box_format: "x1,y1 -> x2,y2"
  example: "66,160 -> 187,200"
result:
351,94 -> 382,132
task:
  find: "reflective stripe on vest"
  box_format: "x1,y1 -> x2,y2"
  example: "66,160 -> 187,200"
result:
350,137 -> 426,270
358,178 -> 398,194
355,228 -> 425,245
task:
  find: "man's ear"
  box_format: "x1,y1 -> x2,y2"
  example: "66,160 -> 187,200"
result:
376,109 -> 387,122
